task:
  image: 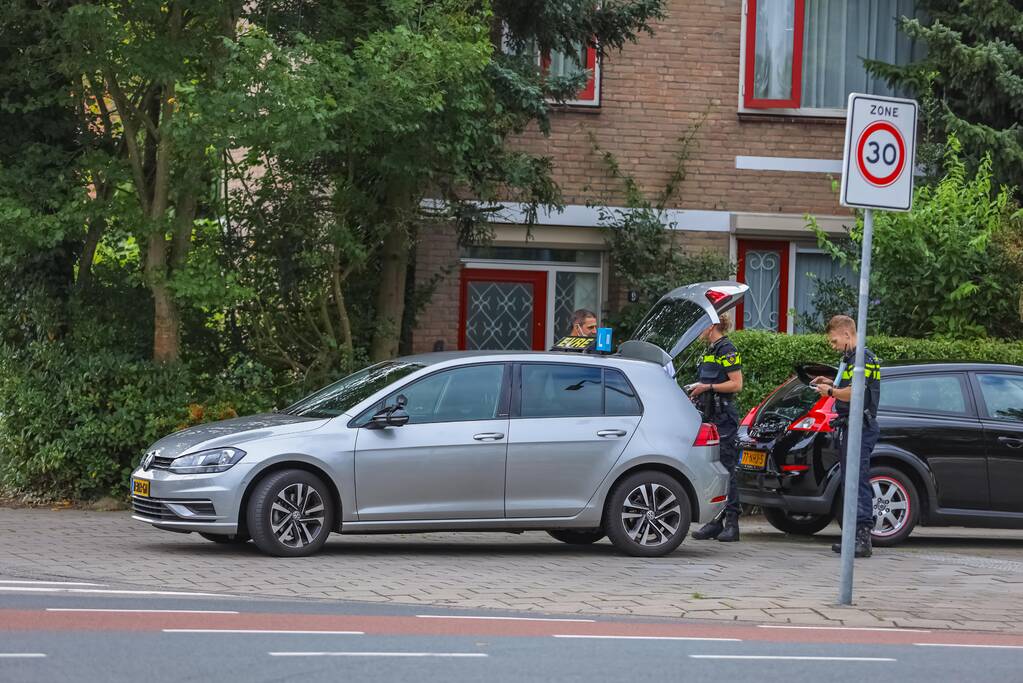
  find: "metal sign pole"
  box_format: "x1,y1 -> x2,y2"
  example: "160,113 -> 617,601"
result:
839,207 -> 874,605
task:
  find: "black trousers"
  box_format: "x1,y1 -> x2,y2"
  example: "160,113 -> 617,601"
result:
714,409 -> 741,519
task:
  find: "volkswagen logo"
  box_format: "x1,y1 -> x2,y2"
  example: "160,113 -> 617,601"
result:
141,451 -> 156,471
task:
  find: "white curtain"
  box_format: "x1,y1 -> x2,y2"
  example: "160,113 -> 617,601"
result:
801,0 -> 922,108
754,0 -> 796,100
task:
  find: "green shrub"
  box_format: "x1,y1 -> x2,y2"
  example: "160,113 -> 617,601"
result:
727,330 -> 1023,414
0,343 -> 282,501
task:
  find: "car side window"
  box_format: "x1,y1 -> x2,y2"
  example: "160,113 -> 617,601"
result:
521,364 -> 603,418
383,364 -> 506,425
976,374 -> 1023,422
605,369 -> 642,416
878,374 -> 968,415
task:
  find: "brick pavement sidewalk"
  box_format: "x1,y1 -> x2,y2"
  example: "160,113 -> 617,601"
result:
1,508 -> 1021,632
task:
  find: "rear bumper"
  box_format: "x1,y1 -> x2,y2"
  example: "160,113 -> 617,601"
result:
738,469 -> 840,515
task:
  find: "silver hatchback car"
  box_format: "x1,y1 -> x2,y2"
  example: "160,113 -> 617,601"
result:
131,281 -> 747,557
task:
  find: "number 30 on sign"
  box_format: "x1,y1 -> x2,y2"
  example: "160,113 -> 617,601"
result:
840,94 -> 918,212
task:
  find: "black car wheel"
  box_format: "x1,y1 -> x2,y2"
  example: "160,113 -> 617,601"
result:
247,470 -> 335,557
836,465 -> 919,547
547,529 -> 605,545
604,471 -> 691,557
868,466 -> 919,547
762,507 -> 832,536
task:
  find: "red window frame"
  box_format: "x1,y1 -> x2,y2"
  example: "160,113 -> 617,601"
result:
735,239 -> 790,333
541,43 -> 599,106
743,0 -> 806,109
458,268 -> 548,351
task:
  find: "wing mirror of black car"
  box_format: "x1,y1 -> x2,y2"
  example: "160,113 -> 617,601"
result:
367,394 -> 410,429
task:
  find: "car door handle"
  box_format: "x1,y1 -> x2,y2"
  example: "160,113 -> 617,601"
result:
597,429 -> 627,438
473,432 -> 505,441
998,436 -> 1023,449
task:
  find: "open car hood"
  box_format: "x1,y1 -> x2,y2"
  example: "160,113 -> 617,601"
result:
794,362 -> 839,385
618,281 -> 749,367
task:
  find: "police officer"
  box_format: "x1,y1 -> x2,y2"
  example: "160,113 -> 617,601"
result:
812,314 -> 881,558
690,312 -> 744,543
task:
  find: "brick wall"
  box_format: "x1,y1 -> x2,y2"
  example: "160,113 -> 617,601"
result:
511,0 -> 849,217
412,222 -> 461,354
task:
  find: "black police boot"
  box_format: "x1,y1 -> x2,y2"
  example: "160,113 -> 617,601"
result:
691,518 -> 724,540
831,526 -> 873,557
717,515 -> 740,543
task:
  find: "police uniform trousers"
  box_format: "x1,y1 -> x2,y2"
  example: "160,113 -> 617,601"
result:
837,417 -> 880,528
714,403 -> 741,519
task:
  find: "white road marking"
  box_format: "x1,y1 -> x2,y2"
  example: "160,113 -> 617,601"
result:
0,587 -> 231,597
47,608 -> 240,614
690,655 -> 895,662
164,629 -> 364,635
758,625 -> 931,633
915,643 -> 1023,650
417,615 -> 595,623
269,652 -> 488,658
0,654 -> 47,659
0,580 -> 104,587
554,634 -> 741,642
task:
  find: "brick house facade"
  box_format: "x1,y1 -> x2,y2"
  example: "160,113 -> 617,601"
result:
412,0 -> 917,353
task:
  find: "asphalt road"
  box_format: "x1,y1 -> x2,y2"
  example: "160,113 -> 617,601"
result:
2,579 -> 1022,683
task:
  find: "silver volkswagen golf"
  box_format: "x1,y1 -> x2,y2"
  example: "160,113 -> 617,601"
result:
131,281 -> 747,557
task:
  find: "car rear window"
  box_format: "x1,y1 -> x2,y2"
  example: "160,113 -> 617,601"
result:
755,378 -> 818,427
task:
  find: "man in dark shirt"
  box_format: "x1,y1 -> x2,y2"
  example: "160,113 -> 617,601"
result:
812,315 -> 881,558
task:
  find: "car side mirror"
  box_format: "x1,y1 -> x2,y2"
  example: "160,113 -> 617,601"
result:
366,401 -> 410,429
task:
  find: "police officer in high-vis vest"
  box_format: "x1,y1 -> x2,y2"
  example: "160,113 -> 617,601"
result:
690,312 -> 744,543
812,314 -> 881,558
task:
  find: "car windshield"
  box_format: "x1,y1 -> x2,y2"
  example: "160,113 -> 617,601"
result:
282,361 -> 425,418
755,377 -> 818,427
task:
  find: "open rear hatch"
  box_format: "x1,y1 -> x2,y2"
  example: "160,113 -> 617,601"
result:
618,281 -> 748,373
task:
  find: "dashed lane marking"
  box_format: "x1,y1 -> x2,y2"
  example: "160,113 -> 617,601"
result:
164,629 -> 364,635
554,634 -> 741,642
269,652 -> 487,658
0,580 -> 104,587
690,655 -> 895,662
416,615 -> 595,623
47,608 -> 240,614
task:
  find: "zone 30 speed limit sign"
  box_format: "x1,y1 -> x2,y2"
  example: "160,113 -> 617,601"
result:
840,93 -> 918,211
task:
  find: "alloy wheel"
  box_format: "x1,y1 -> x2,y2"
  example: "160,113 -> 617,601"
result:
270,482 -> 325,549
871,476 -> 910,538
620,483 -> 682,547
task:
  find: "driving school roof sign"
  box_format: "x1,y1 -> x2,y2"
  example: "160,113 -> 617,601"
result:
840,93 -> 918,212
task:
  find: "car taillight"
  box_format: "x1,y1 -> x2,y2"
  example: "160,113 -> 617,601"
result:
694,423 -> 720,446
740,403 -> 761,428
706,289 -> 728,305
781,464 -> 810,473
788,397 -> 837,433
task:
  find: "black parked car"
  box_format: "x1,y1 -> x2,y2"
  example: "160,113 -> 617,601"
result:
736,362 -> 1023,546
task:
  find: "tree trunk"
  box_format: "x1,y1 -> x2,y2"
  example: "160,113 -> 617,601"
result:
370,224 -> 410,362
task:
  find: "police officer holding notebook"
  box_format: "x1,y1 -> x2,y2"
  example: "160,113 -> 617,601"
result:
689,312 -> 744,543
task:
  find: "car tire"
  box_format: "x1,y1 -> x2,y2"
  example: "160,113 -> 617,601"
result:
835,465 -> 919,547
604,471 -> 691,558
762,507 -> 832,536
547,529 -> 605,545
199,532 -> 250,544
247,469 -> 335,558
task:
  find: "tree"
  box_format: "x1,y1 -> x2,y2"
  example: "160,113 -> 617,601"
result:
867,1 -> 1023,190
235,0 -> 668,364
810,136 -> 1023,340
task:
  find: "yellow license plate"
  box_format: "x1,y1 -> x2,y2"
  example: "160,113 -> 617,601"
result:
132,478 -> 150,497
740,450 -> 767,469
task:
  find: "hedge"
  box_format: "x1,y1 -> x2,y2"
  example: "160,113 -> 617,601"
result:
727,330 -> 1023,414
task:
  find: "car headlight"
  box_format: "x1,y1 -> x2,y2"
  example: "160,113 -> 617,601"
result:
168,448 -> 246,474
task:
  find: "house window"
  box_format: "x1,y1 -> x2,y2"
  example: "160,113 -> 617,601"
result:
743,0 -> 922,112
543,42 -> 600,106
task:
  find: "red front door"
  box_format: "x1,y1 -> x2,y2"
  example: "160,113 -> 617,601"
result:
459,269 -> 547,351
736,240 -> 790,332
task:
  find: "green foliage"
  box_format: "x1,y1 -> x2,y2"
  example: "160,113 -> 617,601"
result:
592,114 -> 733,338
809,137 -> 1023,340
729,330 -> 1023,414
0,344 -> 282,501
866,1 -> 1023,191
